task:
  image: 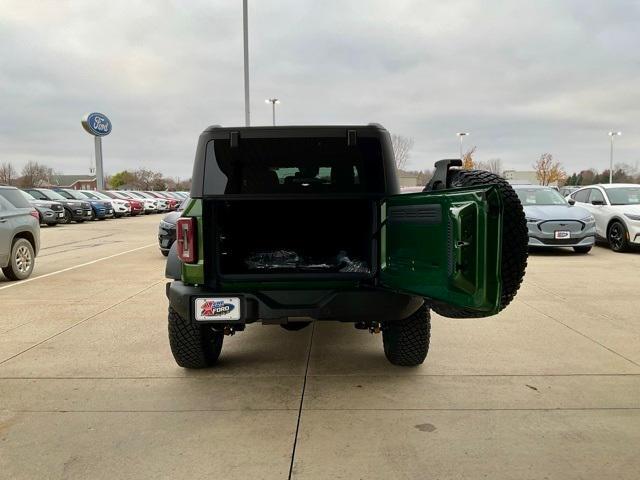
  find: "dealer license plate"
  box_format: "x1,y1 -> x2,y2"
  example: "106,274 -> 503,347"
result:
554,230 -> 571,239
195,297 -> 241,321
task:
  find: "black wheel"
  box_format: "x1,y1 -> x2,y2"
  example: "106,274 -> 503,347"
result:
61,209 -> 72,224
280,322 -> 311,331
90,210 -> 96,220
76,218 -> 85,223
382,305 -> 431,366
2,238 -> 35,281
607,221 -> 629,252
430,169 -> 528,318
168,307 -> 223,368
573,246 -> 592,254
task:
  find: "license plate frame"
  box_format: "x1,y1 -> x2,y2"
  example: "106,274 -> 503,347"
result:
194,297 -> 241,322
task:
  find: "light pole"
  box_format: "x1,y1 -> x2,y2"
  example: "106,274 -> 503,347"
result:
608,131 -> 622,184
456,132 -> 469,160
243,0 -> 250,126
266,98 -> 280,126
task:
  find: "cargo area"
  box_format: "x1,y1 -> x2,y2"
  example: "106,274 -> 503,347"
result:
211,198 -> 376,278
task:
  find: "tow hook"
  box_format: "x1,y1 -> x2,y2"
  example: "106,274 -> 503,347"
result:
369,322 -> 381,334
223,326 -> 236,336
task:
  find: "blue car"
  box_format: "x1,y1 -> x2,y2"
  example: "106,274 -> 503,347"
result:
53,188 -> 114,220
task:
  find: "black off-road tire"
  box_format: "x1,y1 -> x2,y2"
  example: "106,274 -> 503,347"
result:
168,307 -> 223,368
280,322 -> 312,331
431,169 -> 528,318
573,246 -> 592,254
382,305 -> 431,366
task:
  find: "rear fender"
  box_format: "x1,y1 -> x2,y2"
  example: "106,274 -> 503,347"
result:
165,243 -> 182,280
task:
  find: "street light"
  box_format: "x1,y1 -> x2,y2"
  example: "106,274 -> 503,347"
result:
456,132 -> 469,160
608,131 -> 622,184
243,0 -> 250,126
266,98 -> 280,126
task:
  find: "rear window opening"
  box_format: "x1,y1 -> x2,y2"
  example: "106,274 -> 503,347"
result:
210,137 -> 385,195
209,198 -> 376,279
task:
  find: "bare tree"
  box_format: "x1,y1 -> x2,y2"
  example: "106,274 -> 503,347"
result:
391,134 -> 414,171
0,161 -> 16,185
20,161 -> 55,187
533,153 -> 566,186
476,158 -> 503,175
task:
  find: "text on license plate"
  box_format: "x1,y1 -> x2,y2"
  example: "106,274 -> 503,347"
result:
195,297 -> 241,321
555,230 -> 571,239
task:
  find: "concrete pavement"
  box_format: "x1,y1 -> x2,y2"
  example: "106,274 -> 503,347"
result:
1,214 -> 639,479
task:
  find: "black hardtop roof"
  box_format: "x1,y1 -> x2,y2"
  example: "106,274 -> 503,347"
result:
201,123 -> 388,137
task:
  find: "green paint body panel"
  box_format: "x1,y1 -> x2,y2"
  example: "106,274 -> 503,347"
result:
180,199 -> 204,285
381,185 -> 503,314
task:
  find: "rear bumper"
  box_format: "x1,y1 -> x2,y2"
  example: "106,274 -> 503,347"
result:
166,281 -> 423,324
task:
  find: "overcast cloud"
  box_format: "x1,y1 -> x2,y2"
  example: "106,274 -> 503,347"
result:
1,0 -> 639,178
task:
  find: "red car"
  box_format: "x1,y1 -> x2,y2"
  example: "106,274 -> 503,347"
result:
102,191 -> 144,216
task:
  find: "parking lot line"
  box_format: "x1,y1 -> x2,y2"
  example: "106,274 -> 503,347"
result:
0,243 -> 156,291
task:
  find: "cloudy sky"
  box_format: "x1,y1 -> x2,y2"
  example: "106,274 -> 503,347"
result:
1,0 -> 639,178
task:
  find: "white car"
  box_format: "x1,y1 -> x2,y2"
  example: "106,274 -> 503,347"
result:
113,191 -> 157,214
131,191 -> 169,212
82,190 -> 131,217
568,184 -> 640,252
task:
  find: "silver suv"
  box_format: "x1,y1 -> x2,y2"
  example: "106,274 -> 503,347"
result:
0,186 -> 40,280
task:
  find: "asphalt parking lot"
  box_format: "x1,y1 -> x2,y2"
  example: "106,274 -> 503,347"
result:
1,215 -> 639,479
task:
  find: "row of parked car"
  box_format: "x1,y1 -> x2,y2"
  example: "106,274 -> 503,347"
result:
20,188 -> 189,226
514,183 -> 640,253
0,184 -> 189,282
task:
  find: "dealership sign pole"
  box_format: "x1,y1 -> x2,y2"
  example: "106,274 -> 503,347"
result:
81,112 -> 112,190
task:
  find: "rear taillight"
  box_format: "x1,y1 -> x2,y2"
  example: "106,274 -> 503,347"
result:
176,217 -> 196,263
30,209 -> 39,221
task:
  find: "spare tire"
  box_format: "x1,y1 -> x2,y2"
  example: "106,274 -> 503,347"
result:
431,169 -> 528,318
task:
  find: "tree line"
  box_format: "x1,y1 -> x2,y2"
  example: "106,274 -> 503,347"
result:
0,160 -> 191,190
391,133 -> 640,188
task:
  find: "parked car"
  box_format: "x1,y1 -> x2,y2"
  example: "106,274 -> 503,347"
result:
568,184 -> 640,252
102,191 -> 144,216
53,188 -> 113,220
513,185 -> 596,253
158,197 -> 189,256
22,188 -> 92,223
559,186 -> 580,197
0,186 -> 40,280
79,190 -> 130,218
145,191 -> 177,211
130,191 -> 168,212
118,191 -> 158,213
164,125 -> 528,369
19,190 -> 64,226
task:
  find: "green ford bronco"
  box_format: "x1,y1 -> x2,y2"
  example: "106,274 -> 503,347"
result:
165,124 -> 528,367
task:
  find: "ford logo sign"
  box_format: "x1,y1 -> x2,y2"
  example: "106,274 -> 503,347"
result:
81,112 -> 112,136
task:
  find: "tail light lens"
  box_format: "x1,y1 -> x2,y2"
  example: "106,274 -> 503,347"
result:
176,217 -> 196,263
30,209 -> 39,221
